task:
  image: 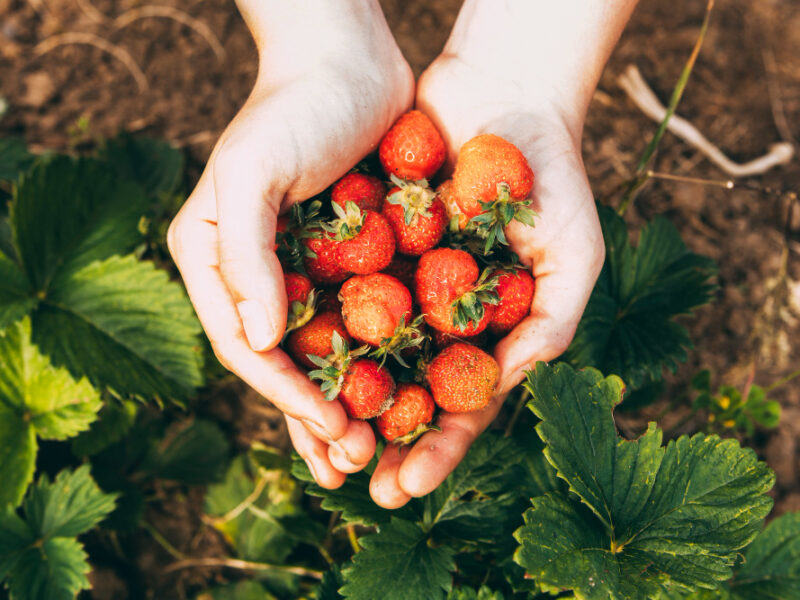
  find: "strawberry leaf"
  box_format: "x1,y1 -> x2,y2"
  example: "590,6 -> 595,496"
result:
99,133 -> 183,199
0,137 -> 35,182
563,206 -> 717,389
515,362 -> 775,598
0,466 -> 116,600
340,518 -> 456,600
0,254 -> 34,332
447,586 -> 505,600
0,318 -> 102,506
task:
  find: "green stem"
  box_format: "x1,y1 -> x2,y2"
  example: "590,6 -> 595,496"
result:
504,388 -> 531,437
766,369 -> 800,393
142,520 -> 186,561
346,525 -> 360,554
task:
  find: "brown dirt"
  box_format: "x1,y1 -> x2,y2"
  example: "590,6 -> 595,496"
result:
1,0 -> 799,597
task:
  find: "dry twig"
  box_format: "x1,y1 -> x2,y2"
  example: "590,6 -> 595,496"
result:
619,64 -> 794,177
74,0 -> 105,23
34,32 -> 149,91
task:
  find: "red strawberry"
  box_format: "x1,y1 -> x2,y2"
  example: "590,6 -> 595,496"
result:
302,228 -> 350,285
307,332 -> 395,419
332,173 -> 386,213
376,383 -> 436,443
326,203 -> 395,275
426,342 -> 498,413
415,248 -> 499,335
431,329 -> 488,351
489,269 -> 535,335
379,110 -> 446,181
287,311 -> 350,369
381,255 -> 418,290
338,359 -> 395,419
284,272 -> 317,335
316,288 -> 343,313
274,214 -> 289,251
383,178 -> 447,256
339,274 -> 412,346
438,179 -> 469,231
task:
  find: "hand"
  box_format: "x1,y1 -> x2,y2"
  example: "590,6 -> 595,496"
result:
168,2 -> 414,489
369,53 -> 606,508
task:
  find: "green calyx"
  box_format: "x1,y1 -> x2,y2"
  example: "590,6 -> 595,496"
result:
276,200 -> 323,272
386,175 -> 437,226
307,331 -> 369,401
283,289 -> 318,339
451,268 -> 500,331
392,422 -> 441,446
469,182 -> 538,255
370,314 -> 428,368
323,200 -> 366,241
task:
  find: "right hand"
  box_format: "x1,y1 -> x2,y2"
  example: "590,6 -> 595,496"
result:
167,2 -> 414,488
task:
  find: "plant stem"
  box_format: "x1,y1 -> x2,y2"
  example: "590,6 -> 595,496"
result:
162,557 -> 323,579
504,388 -> 531,437
766,369 -> 800,394
142,520 -> 186,561
618,0 -> 715,216
346,525 -> 360,553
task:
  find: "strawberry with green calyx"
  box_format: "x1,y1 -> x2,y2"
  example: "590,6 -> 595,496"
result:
332,172 -> 385,213
277,200 -> 324,273
370,313 -> 428,368
375,383 -> 438,443
426,342 -> 499,413
283,272 -> 317,336
287,311 -> 350,369
379,110 -> 446,181
308,332 -> 395,419
438,179 -> 470,231
339,273 -> 412,346
415,248 -> 499,335
383,175 -> 447,256
302,228 -> 350,284
469,182 -> 538,254
323,201 -> 395,274
488,268 -> 535,335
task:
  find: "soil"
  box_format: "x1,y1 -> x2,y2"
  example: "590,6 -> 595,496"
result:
1,0 -> 799,598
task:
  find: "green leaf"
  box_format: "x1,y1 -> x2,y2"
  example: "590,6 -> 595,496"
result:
0,508 -> 33,579
516,362 -> 775,598
145,420 -> 230,484
11,156 -> 149,290
6,537 -> 90,600
447,586 -> 505,600
564,207 -> 717,389
314,566 -> 344,600
195,580 -> 278,600
100,134 -> 184,199
0,138 -> 34,181
33,254 -> 203,400
728,512 -> 800,599
0,405 -> 35,508
71,399 -> 138,457
0,253 -> 34,331
341,518 -> 456,600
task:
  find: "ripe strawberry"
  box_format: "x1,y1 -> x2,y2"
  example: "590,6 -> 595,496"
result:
438,180 -> 469,231
339,273 -> 412,346
383,177 -> 447,256
287,311 -> 350,369
325,202 -> 395,274
284,272 -> 317,335
302,229 -> 350,284
431,329 -> 488,351
376,383 -> 436,443
489,268 -> 535,335
307,332 -> 395,419
451,134 -> 537,254
415,248 -> 499,335
331,173 -> 386,213
379,110 -> 446,181
381,255 -> 418,290
316,288 -> 343,313
426,342 -> 499,413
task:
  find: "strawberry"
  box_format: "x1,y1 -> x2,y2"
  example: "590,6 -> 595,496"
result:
415,248 -> 499,335
381,255 -> 418,290
438,179 -> 469,231
451,134 -> 537,253
379,110 -> 446,181
284,272 -> 317,335
383,176 -> 447,256
331,172 -> 386,213
375,383 -> 436,443
302,229 -> 350,284
426,342 -> 498,413
339,273 -> 412,346
287,311 -> 350,369
325,202 -> 395,275
274,214 -> 289,251
488,268 -> 535,335
307,332 -> 394,419
431,329 -> 488,351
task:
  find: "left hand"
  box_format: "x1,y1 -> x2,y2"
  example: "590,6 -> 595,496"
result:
369,54 -> 606,508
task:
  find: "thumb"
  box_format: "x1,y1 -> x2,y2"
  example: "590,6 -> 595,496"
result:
213,143 -> 288,352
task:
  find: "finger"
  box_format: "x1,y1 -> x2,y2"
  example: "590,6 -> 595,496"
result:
397,394 -> 506,497
168,178 -> 349,442
328,420 -> 376,473
213,137 -> 288,352
370,443 -> 413,509
287,416 -> 346,489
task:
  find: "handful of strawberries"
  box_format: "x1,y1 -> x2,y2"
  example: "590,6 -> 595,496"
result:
278,110 -> 537,445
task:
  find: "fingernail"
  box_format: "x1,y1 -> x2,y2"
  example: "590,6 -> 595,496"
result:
237,300 -> 273,351
331,440 -> 356,465
301,418 -> 332,442
305,460 -> 319,483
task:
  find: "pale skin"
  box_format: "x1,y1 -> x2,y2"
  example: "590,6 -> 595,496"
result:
168,0 -> 639,506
